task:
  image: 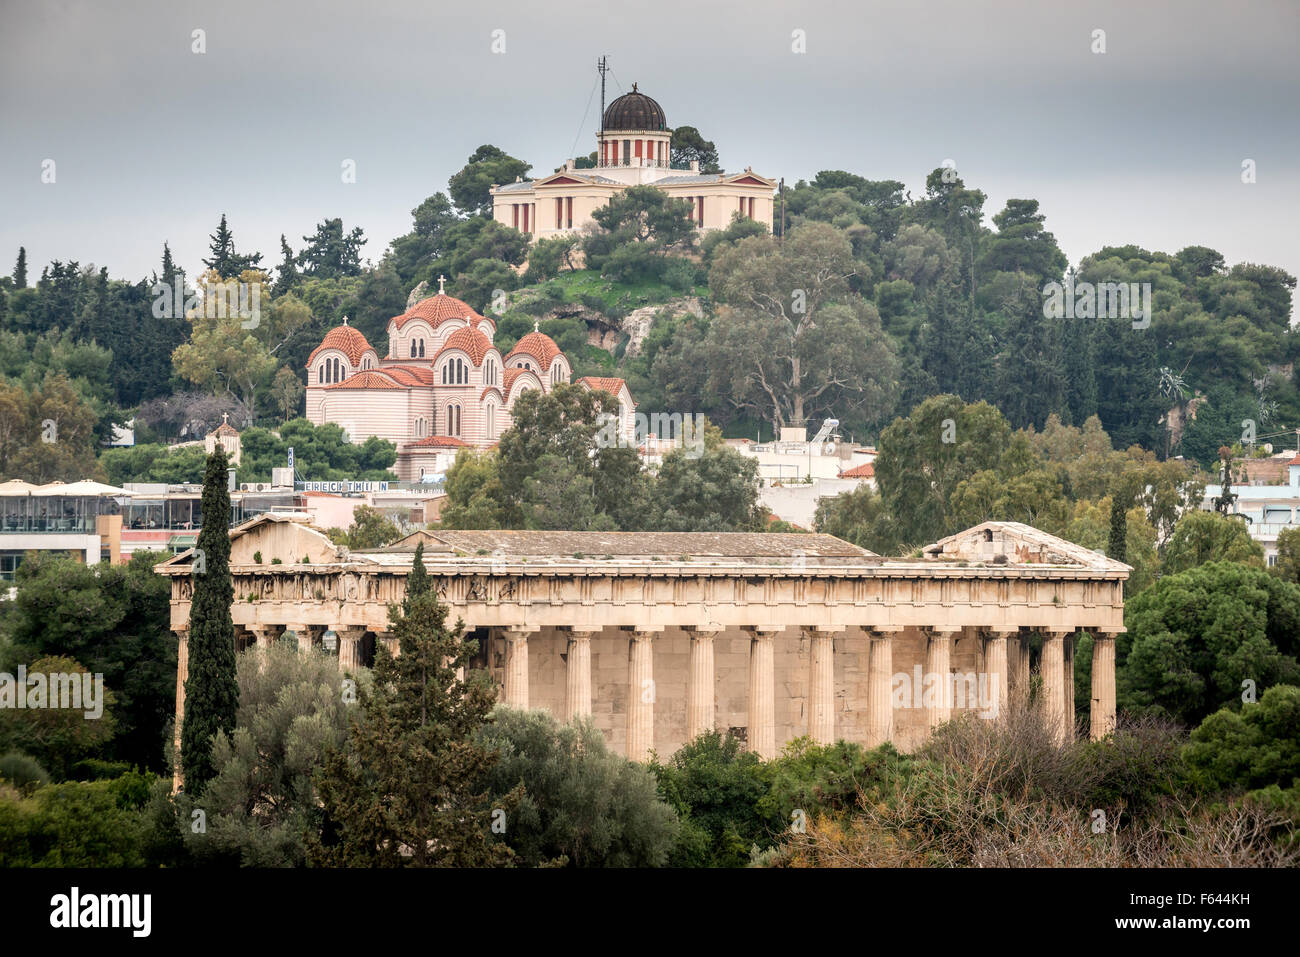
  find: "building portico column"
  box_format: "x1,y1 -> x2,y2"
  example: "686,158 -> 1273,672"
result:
1064,631 -> 1076,740
983,628 -> 1013,721
503,626 -> 537,710
375,630 -> 398,659
1010,629 -> 1031,708
1040,629 -> 1069,746
625,627 -> 662,761
248,625 -> 280,672
1090,630 -> 1119,740
743,626 -> 781,759
338,627 -> 366,672
684,625 -> 721,742
804,626 -> 842,745
864,626 -> 900,747
565,628 -> 597,722
924,628 -> 959,730
172,626 -> 189,792
286,624 -> 323,655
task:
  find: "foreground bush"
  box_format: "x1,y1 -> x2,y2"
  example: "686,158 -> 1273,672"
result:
478,708 -> 679,867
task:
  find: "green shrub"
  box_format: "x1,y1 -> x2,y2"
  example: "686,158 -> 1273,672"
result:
0,752 -> 49,792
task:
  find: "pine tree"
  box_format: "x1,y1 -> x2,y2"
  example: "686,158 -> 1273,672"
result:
311,544 -> 517,867
272,234 -> 299,297
160,241 -> 179,287
180,446 -> 240,793
13,247 -> 27,289
202,214 -> 263,278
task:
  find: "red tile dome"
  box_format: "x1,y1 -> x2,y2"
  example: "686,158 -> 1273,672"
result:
307,321 -> 374,368
436,327 -> 495,366
505,330 -> 563,372
392,293 -> 486,331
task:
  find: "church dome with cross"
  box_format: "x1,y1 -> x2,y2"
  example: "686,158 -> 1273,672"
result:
304,278 -> 635,478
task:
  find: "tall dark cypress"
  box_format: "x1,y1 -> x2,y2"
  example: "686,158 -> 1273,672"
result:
13,247 -> 27,289
180,446 -> 239,792
407,541 -> 430,599
1108,493 -> 1127,564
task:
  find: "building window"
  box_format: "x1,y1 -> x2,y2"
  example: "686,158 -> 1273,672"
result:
441,358 -> 468,385
485,359 -> 496,385
623,139 -> 630,166
647,140 -> 655,162
486,403 -> 496,437
1269,554 -> 1278,567
447,404 -> 461,437
697,196 -> 704,226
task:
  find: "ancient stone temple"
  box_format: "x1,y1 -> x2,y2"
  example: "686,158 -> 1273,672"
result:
157,518 -> 1127,771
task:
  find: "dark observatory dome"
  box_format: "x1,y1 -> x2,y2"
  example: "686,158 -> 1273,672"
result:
602,84 -> 667,131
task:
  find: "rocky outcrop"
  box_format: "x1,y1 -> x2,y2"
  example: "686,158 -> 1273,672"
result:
619,297 -> 704,357
405,281 -> 429,311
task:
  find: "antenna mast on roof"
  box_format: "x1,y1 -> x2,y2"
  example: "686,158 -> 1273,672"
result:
598,56 -> 609,136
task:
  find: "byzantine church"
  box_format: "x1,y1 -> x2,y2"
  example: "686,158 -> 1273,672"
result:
307,82 -> 776,480
305,279 -> 636,480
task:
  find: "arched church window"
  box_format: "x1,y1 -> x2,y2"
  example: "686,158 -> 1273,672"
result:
486,403 -> 496,438
447,404 -> 461,437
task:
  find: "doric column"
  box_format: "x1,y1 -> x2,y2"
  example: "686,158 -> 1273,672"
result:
1063,632 -> 1076,740
924,628 -> 958,729
625,627 -> 660,762
804,627 -> 840,745
248,625 -> 279,672
744,626 -> 781,759
503,626 -> 535,710
565,629 -> 596,722
287,624 -> 322,655
864,626 -> 898,747
1090,631 -> 1118,740
338,627 -> 366,672
1011,629 -> 1031,708
375,630 -> 398,659
172,626 -> 189,792
983,628 -> 1013,721
684,625 -> 721,742
1040,630 -> 1069,745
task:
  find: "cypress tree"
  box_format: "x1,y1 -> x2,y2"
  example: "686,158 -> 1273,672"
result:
407,541 -> 430,598
13,247 -> 27,289
1108,493 -> 1127,564
180,446 -> 240,792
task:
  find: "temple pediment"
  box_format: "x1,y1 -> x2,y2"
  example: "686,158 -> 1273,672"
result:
922,521 -> 1130,572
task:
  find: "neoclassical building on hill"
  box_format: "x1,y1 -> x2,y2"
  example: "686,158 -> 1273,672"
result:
305,284 -> 636,479
491,83 -> 778,241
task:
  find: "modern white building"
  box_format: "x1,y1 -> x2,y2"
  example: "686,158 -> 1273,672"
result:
1203,452 -> 1300,565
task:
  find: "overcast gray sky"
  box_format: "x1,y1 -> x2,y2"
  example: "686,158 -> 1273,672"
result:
2,0 -> 1297,291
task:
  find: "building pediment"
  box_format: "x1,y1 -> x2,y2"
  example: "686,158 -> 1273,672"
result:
922,521 -> 1131,572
